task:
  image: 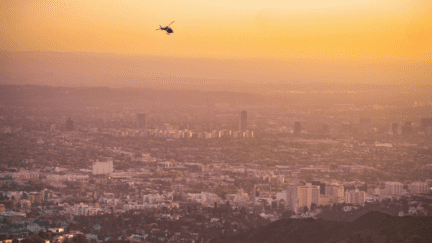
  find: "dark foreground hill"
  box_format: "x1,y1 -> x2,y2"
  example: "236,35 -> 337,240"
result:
210,211 -> 432,243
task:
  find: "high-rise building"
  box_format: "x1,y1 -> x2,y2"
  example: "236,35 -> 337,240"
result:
402,121 -> 414,136
285,183 -> 320,213
345,189 -> 366,205
325,184 -> 344,198
298,183 -> 320,210
426,126 -> 432,136
359,117 -> 373,134
50,124 -> 56,133
319,195 -> 338,206
293,122 -> 301,134
285,185 -> 298,212
420,118 -> 432,133
391,123 -> 399,135
409,182 -> 429,194
66,118 -> 74,131
239,110 -> 247,132
136,113 -> 147,130
385,182 -> 403,196
311,181 -> 326,195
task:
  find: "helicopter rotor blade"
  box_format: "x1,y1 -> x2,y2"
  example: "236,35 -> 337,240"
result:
167,21 -> 174,27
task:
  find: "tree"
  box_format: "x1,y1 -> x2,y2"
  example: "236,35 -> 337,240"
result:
280,210 -> 295,219
310,203 -> 317,211
72,234 -> 88,243
21,239 -> 35,243
37,231 -> 47,240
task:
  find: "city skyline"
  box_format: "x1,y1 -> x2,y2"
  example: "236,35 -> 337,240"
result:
1,0 -> 432,242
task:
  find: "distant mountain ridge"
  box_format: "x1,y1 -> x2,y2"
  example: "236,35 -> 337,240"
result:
2,51 -> 431,91
210,211 -> 432,243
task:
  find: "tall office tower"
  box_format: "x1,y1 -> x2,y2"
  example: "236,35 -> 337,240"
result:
239,110 -> 247,132
136,113 -> 147,130
297,183 -> 320,211
420,118 -> 432,132
359,117 -> 372,134
345,189 -> 366,205
426,127 -> 432,136
66,118 -> 74,131
285,185 -> 298,213
391,123 -> 399,135
385,182 -> 403,196
293,122 -> 301,134
402,121 -> 414,136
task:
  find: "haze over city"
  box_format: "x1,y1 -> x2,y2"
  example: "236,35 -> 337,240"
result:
1,1 -> 432,243
1,0 -> 431,86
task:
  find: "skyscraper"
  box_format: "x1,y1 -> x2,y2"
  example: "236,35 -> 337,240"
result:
65,118 -> 74,131
391,123 -> 399,135
420,118 -> 432,132
359,117 -> 373,134
136,113 -> 147,130
285,183 -> 320,213
293,122 -> 301,134
239,110 -> 247,132
285,185 -> 298,212
385,181 -> 403,196
297,183 -> 320,211
402,121 -> 414,136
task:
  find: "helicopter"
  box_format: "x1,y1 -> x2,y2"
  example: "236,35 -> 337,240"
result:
156,21 -> 174,35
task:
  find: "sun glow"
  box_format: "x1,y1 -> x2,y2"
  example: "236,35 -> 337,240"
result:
1,0 -> 430,84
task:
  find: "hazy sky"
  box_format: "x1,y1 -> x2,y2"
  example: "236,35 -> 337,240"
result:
1,0 -> 431,84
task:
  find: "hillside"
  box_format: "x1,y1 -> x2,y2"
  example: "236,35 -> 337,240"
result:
210,211 -> 432,243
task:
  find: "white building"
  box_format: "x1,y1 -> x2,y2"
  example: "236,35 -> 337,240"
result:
187,192 -> 220,204
92,159 -> 113,175
14,172 -> 40,180
143,194 -> 166,204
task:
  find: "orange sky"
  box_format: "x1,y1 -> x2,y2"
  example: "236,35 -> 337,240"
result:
1,0 -> 431,84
